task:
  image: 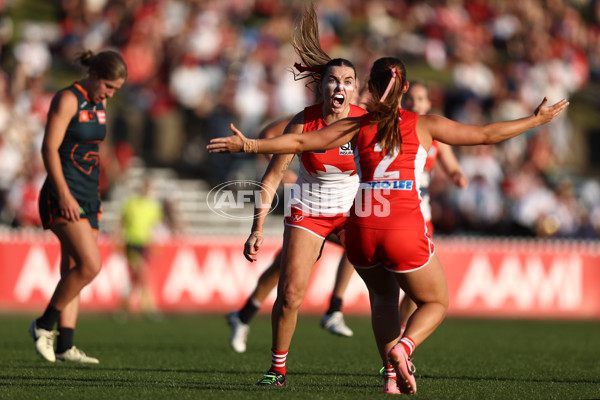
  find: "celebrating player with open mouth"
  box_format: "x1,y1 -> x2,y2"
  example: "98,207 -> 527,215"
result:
208,55 -> 568,394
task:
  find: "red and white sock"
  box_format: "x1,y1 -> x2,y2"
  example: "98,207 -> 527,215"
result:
400,336 -> 416,357
383,362 -> 397,382
270,349 -> 288,375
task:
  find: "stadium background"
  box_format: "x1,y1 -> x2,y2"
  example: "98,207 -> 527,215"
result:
0,0 -> 599,319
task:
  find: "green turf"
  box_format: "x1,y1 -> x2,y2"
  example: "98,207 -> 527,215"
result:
1,313 -> 599,399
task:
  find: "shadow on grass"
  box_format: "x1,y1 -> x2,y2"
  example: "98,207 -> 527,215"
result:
3,365 -> 596,392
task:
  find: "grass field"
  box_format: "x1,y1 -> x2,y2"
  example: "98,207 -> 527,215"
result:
1,313 -> 599,399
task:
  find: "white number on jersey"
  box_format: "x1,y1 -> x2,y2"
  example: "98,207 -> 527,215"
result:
373,142 -> 400,179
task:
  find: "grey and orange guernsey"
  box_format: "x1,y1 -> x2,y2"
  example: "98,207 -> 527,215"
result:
39,82 -> 106,230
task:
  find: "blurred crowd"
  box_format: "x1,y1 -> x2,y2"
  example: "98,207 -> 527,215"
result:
0,0 -> 599,239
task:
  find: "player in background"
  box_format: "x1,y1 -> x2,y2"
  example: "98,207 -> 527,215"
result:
207,56 -> 568,394
397,81 -> 469,331
30,50 -> 127,363
118,177 -> 164,321
227,118 -> 356,354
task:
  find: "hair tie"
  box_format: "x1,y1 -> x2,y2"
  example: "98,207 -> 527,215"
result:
379,66 -> 399,103
294,62 -> 324,74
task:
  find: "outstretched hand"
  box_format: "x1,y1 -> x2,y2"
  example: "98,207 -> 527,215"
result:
206,123 -> 247,153
533,97 -> 569,124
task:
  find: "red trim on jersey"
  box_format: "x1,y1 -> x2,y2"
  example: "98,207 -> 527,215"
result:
73,82 -> 92,102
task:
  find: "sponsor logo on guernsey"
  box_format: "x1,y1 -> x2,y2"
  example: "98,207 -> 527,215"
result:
362,180 -> 414,190
96,110 -> 106,124
339,142 -> 353,155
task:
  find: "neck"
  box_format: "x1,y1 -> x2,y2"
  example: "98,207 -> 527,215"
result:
323,105 -> 351,125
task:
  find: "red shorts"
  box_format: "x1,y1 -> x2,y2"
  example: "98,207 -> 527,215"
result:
284,207 -> 347,239
344,224 -> 434,273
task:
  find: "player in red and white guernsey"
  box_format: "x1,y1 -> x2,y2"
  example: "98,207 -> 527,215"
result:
226,116 -> 358,356
398,82 -> 468,331
234,5 -> 367,388
245,64 -> 364,387
208,56 -> 569,395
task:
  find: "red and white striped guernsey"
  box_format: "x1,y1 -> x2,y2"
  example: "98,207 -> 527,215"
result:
288,103 -> 367,216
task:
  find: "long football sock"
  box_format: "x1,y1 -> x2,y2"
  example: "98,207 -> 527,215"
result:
383,362 -> 397,382
325,295 -> 342,315
36,304 -> 61,331
400,336 -> 416,357
238,297 -> 260,324
56,327 -> 74,353
270,349 -> 288,375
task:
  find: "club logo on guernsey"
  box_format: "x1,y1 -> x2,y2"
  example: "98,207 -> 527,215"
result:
288,215 -> 304,223
362,180 -> 414,190
79,111 -> 91,122
339,142 -> 353,155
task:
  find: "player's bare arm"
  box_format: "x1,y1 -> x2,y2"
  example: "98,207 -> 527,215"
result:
436,142 -> 468,188
208,117 -> 361,154
420,97 -> 569,146
42,90 -> 81,222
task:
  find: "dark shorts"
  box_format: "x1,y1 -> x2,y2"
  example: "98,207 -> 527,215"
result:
38,183 -> 102,230
125,244 -> 149,271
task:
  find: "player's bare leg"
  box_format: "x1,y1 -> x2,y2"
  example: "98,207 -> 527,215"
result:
355,265 -> 402,394
389,254 -> 449,394
258,225 -> 323,383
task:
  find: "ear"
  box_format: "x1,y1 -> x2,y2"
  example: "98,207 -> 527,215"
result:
402,80 -> 410,94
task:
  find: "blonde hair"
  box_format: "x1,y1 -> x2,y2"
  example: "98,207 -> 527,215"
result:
367,57 -> 407,155
76,50 -> 128,81
290,3 -> 356,102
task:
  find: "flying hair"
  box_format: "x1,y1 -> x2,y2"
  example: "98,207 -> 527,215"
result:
290,3 -> 331,98
290,3 -> 357,102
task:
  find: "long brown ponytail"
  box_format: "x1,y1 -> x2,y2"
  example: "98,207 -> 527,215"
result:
367,57 -> 407,155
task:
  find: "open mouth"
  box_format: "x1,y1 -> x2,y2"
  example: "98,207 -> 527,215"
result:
333,94 -> 345,107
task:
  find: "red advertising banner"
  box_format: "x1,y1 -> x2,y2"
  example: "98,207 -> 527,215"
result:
1,231 -> 599,319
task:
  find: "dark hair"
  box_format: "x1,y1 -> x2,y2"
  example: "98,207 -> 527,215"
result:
76,50 -> 128,81
367,57 -> 407,155
290,3 -> 356,102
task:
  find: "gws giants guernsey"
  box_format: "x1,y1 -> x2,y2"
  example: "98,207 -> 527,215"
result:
55,82 -> 107,203
351,108 -> 429,229
289,103 -> 366,215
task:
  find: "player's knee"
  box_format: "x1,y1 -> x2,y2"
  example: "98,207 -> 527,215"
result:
280,287 -> 305,311
80,258 -> 102,282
